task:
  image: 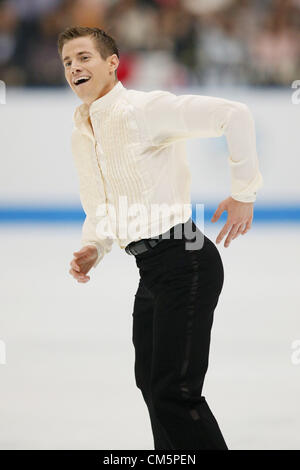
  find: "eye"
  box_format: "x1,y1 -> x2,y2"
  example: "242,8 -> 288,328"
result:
81,56 -> 89,61
65,61 -> 71,67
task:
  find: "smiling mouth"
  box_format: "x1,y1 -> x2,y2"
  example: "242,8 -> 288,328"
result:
74,77 -> 91,87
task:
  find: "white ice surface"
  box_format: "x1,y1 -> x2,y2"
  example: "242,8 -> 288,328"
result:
0,222 -> 299,450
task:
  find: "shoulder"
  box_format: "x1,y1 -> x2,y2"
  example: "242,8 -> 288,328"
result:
124,88 -> 176,111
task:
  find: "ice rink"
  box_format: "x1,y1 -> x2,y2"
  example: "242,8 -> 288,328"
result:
1,0 -> 300,452
1,84 -> 299,450
0,221 -> 299,450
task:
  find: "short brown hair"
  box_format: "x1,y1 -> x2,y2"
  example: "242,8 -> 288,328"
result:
57,26 -> 119,78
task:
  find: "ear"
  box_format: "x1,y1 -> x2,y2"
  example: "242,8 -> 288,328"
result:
109,53 -> 119,73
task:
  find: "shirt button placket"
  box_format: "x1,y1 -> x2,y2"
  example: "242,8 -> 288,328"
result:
96,141 -> 106,174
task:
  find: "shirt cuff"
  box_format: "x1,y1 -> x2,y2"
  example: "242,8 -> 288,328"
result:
231,193 -> 257,203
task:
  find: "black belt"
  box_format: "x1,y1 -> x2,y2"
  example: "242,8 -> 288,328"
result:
125,218 -> 194,256
125,237 -> 164,256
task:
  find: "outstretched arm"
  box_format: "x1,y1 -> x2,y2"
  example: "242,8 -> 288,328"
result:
139,90 -> 263,203
138,90 -> 263,246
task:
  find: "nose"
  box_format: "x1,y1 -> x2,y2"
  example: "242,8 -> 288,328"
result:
72,67 -> 82,74
71,62 -> 83,75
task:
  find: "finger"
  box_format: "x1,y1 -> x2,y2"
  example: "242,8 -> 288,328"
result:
73,252 -> 89,261
211,205 -> 224,222
77,276 -> 90,283
232,223 -> 245,239
242,220 -> 252,234
224,224 -> 241,246
69,268 -> 89,281
216,222 -> 232,244
70,260 -> 80,272
69,267 -> 81,279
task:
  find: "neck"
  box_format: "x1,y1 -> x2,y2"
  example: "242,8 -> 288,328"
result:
86,79 -> 118,108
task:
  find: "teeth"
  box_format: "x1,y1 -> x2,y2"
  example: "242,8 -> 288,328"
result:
74,76 -> 91,85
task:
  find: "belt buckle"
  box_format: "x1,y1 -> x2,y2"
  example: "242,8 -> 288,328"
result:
126,240 -> 144,256
126,238 -> 158,256
130,246 -> 140,256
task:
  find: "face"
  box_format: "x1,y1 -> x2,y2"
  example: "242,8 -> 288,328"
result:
62,36 -> 119,106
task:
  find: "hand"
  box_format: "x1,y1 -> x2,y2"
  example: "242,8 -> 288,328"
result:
211,196 -> 253,247
69,245 -> 98,283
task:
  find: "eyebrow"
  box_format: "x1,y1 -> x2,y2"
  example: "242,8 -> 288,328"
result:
63,51 -> 92,62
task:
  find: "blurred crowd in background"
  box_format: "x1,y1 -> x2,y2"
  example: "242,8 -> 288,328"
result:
0,0 -> 299,88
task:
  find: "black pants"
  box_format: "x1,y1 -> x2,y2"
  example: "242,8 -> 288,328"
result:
131,218 -> 228,450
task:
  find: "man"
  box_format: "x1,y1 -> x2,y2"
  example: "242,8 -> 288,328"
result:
58,26 -> 263,450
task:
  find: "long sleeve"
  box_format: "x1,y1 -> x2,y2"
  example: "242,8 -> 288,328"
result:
71,128 -> 114,269
80,214 -> 113,269
139,90 -> 263,203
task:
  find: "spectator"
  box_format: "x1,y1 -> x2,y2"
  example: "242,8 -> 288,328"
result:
0,0 -> 298,87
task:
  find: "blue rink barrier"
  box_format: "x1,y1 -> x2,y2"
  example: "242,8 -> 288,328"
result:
0,204 -> 299,223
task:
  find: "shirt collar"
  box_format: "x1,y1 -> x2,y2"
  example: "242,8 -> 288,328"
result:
73,80 -> 125,125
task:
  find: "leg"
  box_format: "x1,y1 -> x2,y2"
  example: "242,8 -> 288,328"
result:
150,235 -> 228,449
132,278 -> 173,449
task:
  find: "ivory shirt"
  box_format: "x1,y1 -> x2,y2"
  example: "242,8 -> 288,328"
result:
71,80 -> 263,267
